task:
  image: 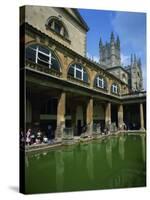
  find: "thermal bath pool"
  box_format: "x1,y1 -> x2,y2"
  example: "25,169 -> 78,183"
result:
25,133 -> 146,194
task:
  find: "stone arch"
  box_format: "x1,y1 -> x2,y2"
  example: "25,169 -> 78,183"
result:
67,61 -> 91,83
25,42 -> 63,73
45,16 -> 69,40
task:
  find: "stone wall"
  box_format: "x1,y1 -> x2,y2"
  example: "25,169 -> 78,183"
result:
24,6 -> 87,56
107,68 -> 128,85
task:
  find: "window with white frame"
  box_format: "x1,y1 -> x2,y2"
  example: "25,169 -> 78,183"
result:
94,75 -> 107,90
68,63 -> 88,82
25,44 -> 60,71
96,76 -> 105,88
111,83 -> 118,94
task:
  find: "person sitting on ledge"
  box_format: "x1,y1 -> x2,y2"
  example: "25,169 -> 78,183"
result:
30,131 -> 36,144
36,129 -> 43,144
20,129 -> 25,146
26,128 -> 32,145
43,135 -> 48,143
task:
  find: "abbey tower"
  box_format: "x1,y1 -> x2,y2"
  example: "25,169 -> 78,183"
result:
99,32 -> 143,92
99,32 -> 121,67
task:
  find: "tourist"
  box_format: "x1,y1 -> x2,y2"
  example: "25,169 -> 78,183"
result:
82,124 -> 87,133
43,135 -> 48,143
47,125 -> 52,142
36,129 -> 43,143
26,128 -> 31,145
103,127 -> 107,135
30,131 -> 36,144
20,129 -> 25,146
122,121 -> 127,130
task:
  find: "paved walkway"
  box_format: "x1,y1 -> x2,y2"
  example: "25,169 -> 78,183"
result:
23,130 -> 146,153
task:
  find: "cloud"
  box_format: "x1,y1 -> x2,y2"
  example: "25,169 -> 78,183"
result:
112,12 -> 146,54
112,11 -> 146,89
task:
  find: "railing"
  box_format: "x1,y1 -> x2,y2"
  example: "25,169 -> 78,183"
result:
25,59 -> 62,78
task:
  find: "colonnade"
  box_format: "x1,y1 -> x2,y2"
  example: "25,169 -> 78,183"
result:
55,91 -> 145,139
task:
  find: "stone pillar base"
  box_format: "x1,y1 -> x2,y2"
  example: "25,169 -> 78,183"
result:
55,121 -> 65,140
86,123 -> 93,137
140,127 -> 145,131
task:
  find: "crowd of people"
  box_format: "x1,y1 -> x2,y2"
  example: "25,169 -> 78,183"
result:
20,125 -> 54,146
20,121 -> 133,146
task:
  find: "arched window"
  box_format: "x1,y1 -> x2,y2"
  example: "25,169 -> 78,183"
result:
111,83 -> 119,94
94,75 -> 107,89
68,63 -> 88,83
25,44 -> 60,71
46,17 -> 69,39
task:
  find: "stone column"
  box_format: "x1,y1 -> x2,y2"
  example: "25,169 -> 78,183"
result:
140,103 -> 145,130
118,104 -> 124,129
86,97 -> 93,136
105,102 -> 111,128
55,91 -> 66,139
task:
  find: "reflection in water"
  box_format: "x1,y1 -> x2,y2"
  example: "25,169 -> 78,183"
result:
55,150 -> 64,192
34,153 -> 40,160
25,134 -> 146,193
25,153 -> 29,168
42,152 -> 47,156
111,136 -> 118,148
86,143 -> 94,181
140,134 -> 146,163
109,168 -> 145,188
118,135 -> 126,161
106,138 -> 112,168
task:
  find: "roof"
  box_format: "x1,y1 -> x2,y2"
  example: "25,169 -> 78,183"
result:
63,8 -> 89,31
73,9 -> 89,31
106,65 -> 130,74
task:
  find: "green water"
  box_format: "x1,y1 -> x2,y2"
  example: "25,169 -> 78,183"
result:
25,133 -> 146,194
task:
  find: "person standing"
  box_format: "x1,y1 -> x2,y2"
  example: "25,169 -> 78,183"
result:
47,125 -> 52,143
26,128 -> 31,145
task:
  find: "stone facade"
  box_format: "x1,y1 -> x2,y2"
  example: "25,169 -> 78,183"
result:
106,67 -> 129,85
125,54 -> 143,91
22,6 -> 88,57
21,6 -> 146,139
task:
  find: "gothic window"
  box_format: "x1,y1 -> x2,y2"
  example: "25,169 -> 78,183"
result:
68,63 -> 88,83
25,44 -> 60,71
46,17 -> 69,39
111,83 -> 119,94
94,75 -> 107,89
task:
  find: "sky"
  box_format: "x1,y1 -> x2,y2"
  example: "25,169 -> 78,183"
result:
79,9 -> 146,89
